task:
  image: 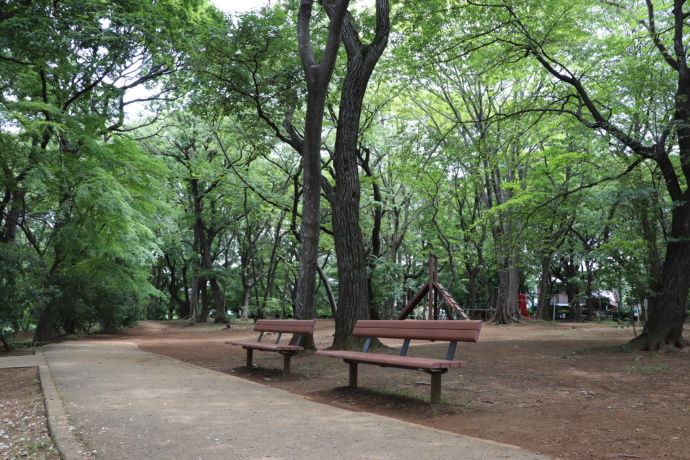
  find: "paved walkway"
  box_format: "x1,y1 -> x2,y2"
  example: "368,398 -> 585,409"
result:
2,341 -> 557,460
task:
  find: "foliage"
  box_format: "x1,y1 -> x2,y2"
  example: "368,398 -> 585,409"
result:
2,0 -> 688,349
369,258 -> 405,317
0,243 -> 41,350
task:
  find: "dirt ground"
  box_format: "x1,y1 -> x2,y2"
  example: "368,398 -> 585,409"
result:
2,319 -> 690,459
0,366 -> 60,460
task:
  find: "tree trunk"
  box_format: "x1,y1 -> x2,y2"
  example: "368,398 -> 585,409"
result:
34,303 -> 58,343
189,275 -> 199,321
467,265 -> 479,312
179,265 -> 191,319
1,190 -> 24,244
323,0 -> 390,350
536,256 -> 551,320
261,211 -> 286,316
199,281 -> 210,322
492,256 -> 519,324
294,0 -> 349,326
240,286 -> 251,321
510,0 -> 690,349
631,201 -> 690,350
508,255 -> 520,317
317,263 -> 337,317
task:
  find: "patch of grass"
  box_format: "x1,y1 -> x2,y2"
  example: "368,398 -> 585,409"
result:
371,384 -> 459,408
298,365 -> 311,378
624,364 -> 672,373
373,384 -> 419,401
568,343 -> 634,355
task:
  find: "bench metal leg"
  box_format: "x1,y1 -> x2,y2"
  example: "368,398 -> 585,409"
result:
282,353 -> 291,374
246,349 -> 253,368
348,362 -> 358,387
430,372 -> 442,403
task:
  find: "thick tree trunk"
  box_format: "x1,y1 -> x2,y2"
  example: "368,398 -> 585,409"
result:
293,89 -> 322,323
492,255 -> 520,324
294,0 -> 349,327
324,0 -> 390,350
179,265 -> 191,319
189,275 -> 199,321
630,201 -> 690,350
536,256 -> 551,320
331,139 -> 370,348
240,286 -> 251,321
199,281 -> 210,322
508,255 -> 520,316
34,303 -> 58,343
330,76 -> 373,349
565,283 -> 579,322
1,190 -> 24,244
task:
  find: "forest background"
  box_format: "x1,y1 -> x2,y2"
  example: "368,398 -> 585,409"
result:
1,0 -> 690,352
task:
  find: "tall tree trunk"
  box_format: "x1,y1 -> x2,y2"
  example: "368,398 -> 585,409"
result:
261,211 -> 286,315
294,0 -> 349,328
536,256 -> 551,320
1,190 -> 24,244
199,281 -> 210,322
34,303 -> 57,343
240,284 -> 251,321
508,254 -> 520,316
492,254 -> 519,323
179,265 -> 191,319
360,148 -> 383,320
632,201 -> 690,350
189,275 -> 199,322
566,282 -> 580,322
322,0 -> 389,350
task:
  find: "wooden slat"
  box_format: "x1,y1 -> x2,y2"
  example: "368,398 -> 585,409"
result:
352,320 -> 482,342
225,340 -> 304,352
316,350 -> 469,369
252,319 -> 316,335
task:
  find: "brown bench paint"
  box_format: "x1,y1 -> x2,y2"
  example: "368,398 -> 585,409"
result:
226,319 -> 316,374
316,319 -> 482,403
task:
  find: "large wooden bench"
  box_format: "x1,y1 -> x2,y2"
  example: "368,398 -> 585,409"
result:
226,319 -> 316,374
316,320 -> 482,403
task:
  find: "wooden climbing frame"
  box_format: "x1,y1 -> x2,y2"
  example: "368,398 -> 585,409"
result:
397,253 -> 469,320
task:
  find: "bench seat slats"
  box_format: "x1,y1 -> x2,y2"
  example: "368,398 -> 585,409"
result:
226,319 -> 316,374
225,340 -> 304,352
353,320 -> 482,342
252,319 -> 317,335
316,350 -> 468,369
316,319 -> 481,403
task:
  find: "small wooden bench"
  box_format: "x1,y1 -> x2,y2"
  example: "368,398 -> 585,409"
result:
316,320 -> 482,403
226,319 -> 316,374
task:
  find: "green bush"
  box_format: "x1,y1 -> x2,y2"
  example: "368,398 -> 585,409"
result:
46,268 -> 143,335
0,243 -> 41,350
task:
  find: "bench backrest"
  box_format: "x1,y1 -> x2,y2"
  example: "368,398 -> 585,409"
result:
254,319 -> 316,335
352,320 -> 482,342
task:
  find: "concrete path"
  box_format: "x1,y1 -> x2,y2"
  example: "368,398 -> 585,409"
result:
3,341 -> 557,460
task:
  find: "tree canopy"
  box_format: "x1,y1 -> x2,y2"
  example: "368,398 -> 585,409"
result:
1,0 -> 688,352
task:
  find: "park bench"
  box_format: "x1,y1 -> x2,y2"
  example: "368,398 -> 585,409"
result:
226,319 -> 316,374
316,320 -> 482,403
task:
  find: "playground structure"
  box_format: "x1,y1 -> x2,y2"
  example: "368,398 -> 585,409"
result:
397,253 -> 469,320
